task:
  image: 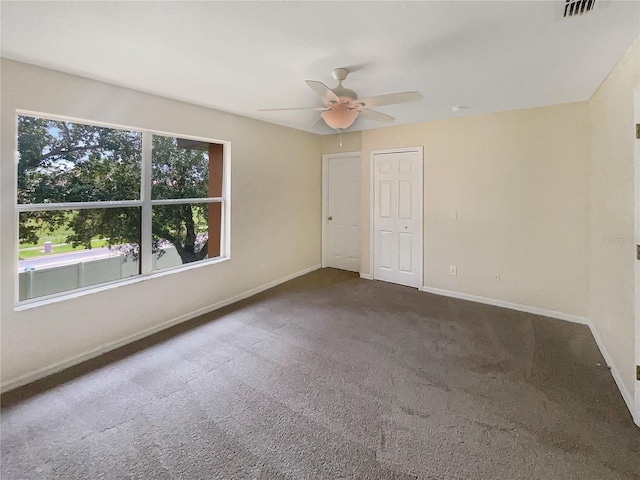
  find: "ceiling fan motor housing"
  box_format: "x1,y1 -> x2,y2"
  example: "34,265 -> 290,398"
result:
332,68 -> 350,82
331,68 -> 358,101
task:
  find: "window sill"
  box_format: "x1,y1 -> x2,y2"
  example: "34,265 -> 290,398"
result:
14,256 -> 230,311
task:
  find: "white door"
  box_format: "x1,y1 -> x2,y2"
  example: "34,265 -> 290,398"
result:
322,153 -> 361,272
634,84 -> 640,427
373,149 -> 423,288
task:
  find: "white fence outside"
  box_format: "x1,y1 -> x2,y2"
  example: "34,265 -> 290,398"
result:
19,246 -> 183,301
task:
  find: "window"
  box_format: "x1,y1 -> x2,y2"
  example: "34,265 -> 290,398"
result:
16,114 -> 229,303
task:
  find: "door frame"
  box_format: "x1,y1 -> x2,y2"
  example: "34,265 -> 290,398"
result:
322,151 -> 361,268
369,146 -> 424,286
634,83 -> 640,427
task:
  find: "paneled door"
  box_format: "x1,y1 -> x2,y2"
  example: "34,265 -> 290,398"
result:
373,149 -> 423,288
322,153 -> 361,272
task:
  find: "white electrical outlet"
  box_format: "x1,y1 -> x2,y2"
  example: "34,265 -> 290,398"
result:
494,274 -> 501,283
449,265 -> 457,276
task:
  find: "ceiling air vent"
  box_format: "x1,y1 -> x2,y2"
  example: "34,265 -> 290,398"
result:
563,0 -> 597,17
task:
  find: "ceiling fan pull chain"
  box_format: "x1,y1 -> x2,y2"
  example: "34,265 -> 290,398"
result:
339,130 -> 343,147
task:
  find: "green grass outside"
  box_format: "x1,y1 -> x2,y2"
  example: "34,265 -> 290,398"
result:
19,233 -> 70,249
19,212 -> 110,259
19,212 -> 78,248
19,239 -> 109,260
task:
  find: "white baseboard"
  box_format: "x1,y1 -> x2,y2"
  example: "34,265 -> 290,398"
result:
1,264 -> 321,393
359,272 -> 373,280
421,284 -> 637,425
633,387 -> 640,427
420,285 -> 589,325
588,322 -> 636,424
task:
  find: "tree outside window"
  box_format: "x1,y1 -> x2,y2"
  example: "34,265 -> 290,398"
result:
17,115 -> 227,302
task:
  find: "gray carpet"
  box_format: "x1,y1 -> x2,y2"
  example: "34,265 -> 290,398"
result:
1,268 -> 639,479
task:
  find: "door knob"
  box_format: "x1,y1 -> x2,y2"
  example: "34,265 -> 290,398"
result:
328,216 -> 333,221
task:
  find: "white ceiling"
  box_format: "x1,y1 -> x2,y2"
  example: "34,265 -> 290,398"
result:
2,1 -> 639,134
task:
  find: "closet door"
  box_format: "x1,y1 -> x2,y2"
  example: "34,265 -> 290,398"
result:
373,150 -> 423,288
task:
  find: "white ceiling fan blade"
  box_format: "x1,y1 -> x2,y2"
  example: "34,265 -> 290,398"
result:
358,109 -> 395,123
258,106 -> 322,112
305,80 -> 341,106
354,91 -> 422,109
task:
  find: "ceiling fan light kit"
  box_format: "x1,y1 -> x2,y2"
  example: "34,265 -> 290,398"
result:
321,107 -> 359,130
260,68 -> 422,132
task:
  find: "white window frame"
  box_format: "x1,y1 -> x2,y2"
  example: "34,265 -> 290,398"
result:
14,111 -> 231,308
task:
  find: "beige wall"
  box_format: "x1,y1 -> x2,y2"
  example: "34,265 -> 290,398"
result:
0,59 -> 322,387
589,36 -> 640,409
360,102 -> 591,318
320,131 -> 362,155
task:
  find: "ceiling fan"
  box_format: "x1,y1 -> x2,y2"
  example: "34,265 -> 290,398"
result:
259,68 -> 423,131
